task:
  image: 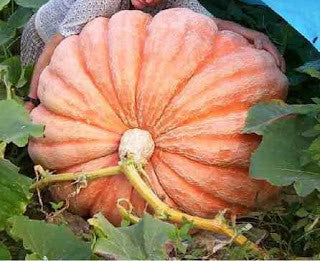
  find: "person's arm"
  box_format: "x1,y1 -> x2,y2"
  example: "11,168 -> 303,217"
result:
25,33 -> 64,112
25,0 -> 124,112
58,0 -> 123,37
214,18 -> 285,72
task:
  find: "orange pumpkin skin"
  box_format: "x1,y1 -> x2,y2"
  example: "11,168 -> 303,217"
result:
29,8 -> 288,225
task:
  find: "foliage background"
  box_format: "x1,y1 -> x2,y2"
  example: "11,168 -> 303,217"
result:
1,0 -> 320,259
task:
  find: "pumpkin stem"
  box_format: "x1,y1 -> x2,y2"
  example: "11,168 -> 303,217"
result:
30,158 -> 265,257
118,128 -> 155,165
120,156 -> 265,257
30,165 -> 121,190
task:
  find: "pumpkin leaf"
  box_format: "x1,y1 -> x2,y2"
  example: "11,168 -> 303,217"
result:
0,56 -> 22,87
0,242 -> 11,260
0,100 -> 43,146
89,213 -> 175,260
0,158 -> 32,231
6,7 -> 33,30
0,0 -> 10,11
245,101 -> 320,196
0,21 -> 15,46
243,100 -> 319,135
249,116 -> 320,197
296,60 -> 320,79
0,7 -> 33,46
8,215 -> 92,260
14,0 -> 48,9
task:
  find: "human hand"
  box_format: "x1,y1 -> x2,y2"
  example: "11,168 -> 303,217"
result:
214,18 -> 286,73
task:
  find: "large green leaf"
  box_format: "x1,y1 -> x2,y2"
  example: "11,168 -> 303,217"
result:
90,213 -> 174,260
0,7 -> 33,45
0,0 -> 10,11
249,115 -> 320,197
0,100 -> 43,146
8,216 -> 91,260
0,21 -> 15,45
0,159 -> 32,231
0,57 -> 22,88
14,0 -> 48,9
6,7 -> 33,30
245,101 -> 320,196
243,100 -> 319,135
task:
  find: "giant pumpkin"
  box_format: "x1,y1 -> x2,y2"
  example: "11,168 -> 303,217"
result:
29,8 -> 288,225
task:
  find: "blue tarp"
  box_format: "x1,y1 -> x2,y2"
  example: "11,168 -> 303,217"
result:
241,0 -> 320,52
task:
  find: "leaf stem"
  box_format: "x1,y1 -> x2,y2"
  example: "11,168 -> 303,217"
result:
30,165 -> 121,190
117,198 -> 140,224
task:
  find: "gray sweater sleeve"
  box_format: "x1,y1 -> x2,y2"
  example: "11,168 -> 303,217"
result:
165,0 -> 213,17
59,0 -> 126,37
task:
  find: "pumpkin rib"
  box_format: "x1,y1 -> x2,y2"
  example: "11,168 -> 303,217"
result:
157,134 -> 260,168
129,186 -> 147,216
49,35 -> 128,134
152,43 -> 254,133
91,175 -> 134,226
38,68 -> 100,126
157,151 -> 278,208
57,154 -> 118,174
78,34 -> 130,129
155,48 -> 285,135
44,68 -> 87,107
79,17 -> 129,127
147,160 -> 178,207
172,104 -> 252,133
136,8 -> 218,130
156,110 -> 249,143
42,67 -> 123,133
155,50 -> 284,134
108,11 -> 151,128
30,105 -> 121,144
43,106 -> 119,134
156,67 -> 287,136
29,140 -> 118,170
30,139 -> 119,146
151,50 -> 221,136
151,154 -> 250,217
58,153 -> 120,174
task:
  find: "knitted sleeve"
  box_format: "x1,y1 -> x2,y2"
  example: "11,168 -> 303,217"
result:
165,0 -> 213,17
59,0 -> 128,37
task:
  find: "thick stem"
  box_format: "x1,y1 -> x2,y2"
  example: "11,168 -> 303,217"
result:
121,159 -> 263,255
30,165 -> 121,190
30,159 -> 263,255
